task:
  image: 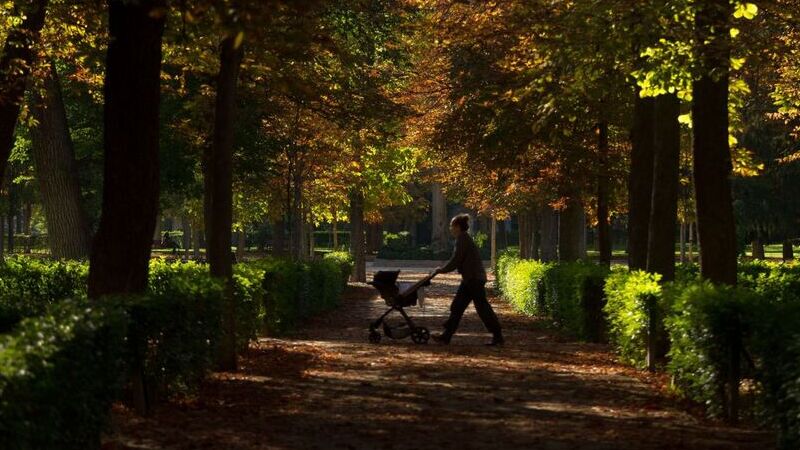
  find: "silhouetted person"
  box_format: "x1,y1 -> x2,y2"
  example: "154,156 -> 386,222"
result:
431,214 -> 504,346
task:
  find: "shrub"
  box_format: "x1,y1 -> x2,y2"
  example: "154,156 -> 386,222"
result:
503,259 -> 549,316
541,262 -> 609,340
603,269 -> 661,368
0,300 -> 128,450
323,251 -> 354,289
666,282 -> 755,418
0,257 -> 88,333
494,248 -> 520,294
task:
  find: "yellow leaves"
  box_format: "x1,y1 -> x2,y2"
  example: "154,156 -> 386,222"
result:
733,3 -> 758,20
233,31 -> 245,50
678,113 -> 692,126
731,146 -> 764,177
730,28 -> 740,38
731,57 -> 746,70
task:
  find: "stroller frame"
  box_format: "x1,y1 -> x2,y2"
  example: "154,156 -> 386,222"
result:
366,270 -> 434,344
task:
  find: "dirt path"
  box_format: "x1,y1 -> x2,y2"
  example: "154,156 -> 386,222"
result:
108,268 -> 773,450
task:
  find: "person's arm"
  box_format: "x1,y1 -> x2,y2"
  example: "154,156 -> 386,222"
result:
435,234 -> 465,274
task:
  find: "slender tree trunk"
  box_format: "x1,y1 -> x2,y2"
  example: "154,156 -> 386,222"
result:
628,97 -> 657,270
182,216 -> 191,260
782,240 -> 793,261
350,189 -> 366,282
290,171 -> 303,260
192,223 -> 202,260
518,212 -> 530,259
88,0 -> 165,298
431,182 -> 448,253
30,61 -> 92,260
597,121 -> 612,267
751,237 -> 765,260
680,222 -> 686,263
693,0 -> 739,423
532,210 -> 541,260
688,221 -> 695,263
7,173 -> 14,252
236,229 -> 246,262
490,216 -> 497,271
0,0 -> 49,182
0,214 -> 4,259
23,201 -> 30,253
559,198 -> 584,262
540,206 -> 559,262
203,31 -> 244,371
272,218 -> 286,257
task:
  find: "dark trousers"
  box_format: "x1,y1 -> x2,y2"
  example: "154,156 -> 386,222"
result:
442,279 -> 502,339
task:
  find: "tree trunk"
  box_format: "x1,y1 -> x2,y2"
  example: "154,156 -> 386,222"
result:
692,0 -> 737,287
540,206 -> 559,262
597,121 -> 612,267
628,96 -> 656,270
751,238 -> 765,260
680,221 -> 686,263
490,216 -> 497,272
647,93 -> 681,282
203,31 -> 244,371
782,240 -> 793,261
29,61 -> 92,260
518,212 -> 530,259
0,0 -> 49,182
431,182 -> 448,253
23,202 -> 31,253
559,198 -> 583,262
350,189 -> 366,282
272,218 -> 286,257
236,229 -> 246,262
645,93 -> 681,371
688,222 -> 695,263
182,216 -> 191,260
0,215 -> 4,258
7,174 -> 15,253
332,219 -> 338,249
192,223 -> 202,260
289,170 -> 304,260
88,0 -> 165,299
693,0 -> 739,423
532,210 -> 541,260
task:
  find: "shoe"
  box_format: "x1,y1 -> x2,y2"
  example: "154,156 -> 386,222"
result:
432,333 -> 451,344
486,336 -> 505,346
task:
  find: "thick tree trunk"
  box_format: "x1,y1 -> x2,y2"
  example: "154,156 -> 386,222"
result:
518,212 -> 530,259
693,0 -> 739,423
30,61 -> 92,260
349,189 -> 366,282
0,0 -> 49,182
204,32 -> 244,371
540,206 -> 559,262
628,97 -> 656,270
559,198 -> 584,262
693,0 -> 737,286
645,93 -> 681,371
88,0 -> 165,299
782,240 -> 793,261
431,182 -> 448,253
597,121 -> 612,267
647,94 -> 681,282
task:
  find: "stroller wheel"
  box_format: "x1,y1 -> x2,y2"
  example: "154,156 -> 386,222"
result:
411,327 -> 430,344
368,330 -> 381,344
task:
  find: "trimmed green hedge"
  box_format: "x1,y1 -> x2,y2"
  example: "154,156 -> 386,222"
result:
323,251 -> 355,289
496,252 -> 608,341
499,257 -> 800,446
0,300 -> 128,450
0,255 -> 350,449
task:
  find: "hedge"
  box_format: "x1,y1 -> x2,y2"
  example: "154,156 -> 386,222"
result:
498,258 -> 800,447
496,252 -> 608,341
0,255 -> 350,448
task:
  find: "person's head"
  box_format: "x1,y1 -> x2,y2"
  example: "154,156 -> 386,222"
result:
449,214 -> 470,237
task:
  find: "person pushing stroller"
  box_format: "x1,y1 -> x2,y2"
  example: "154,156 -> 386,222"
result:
431,214 -> 505,346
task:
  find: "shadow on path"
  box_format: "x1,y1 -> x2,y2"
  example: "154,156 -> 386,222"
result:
108,269 -> 774,450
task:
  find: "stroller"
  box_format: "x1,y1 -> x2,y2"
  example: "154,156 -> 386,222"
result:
366,270 -> 434,344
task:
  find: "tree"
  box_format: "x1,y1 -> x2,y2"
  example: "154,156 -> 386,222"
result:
87,0 -> 166,298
